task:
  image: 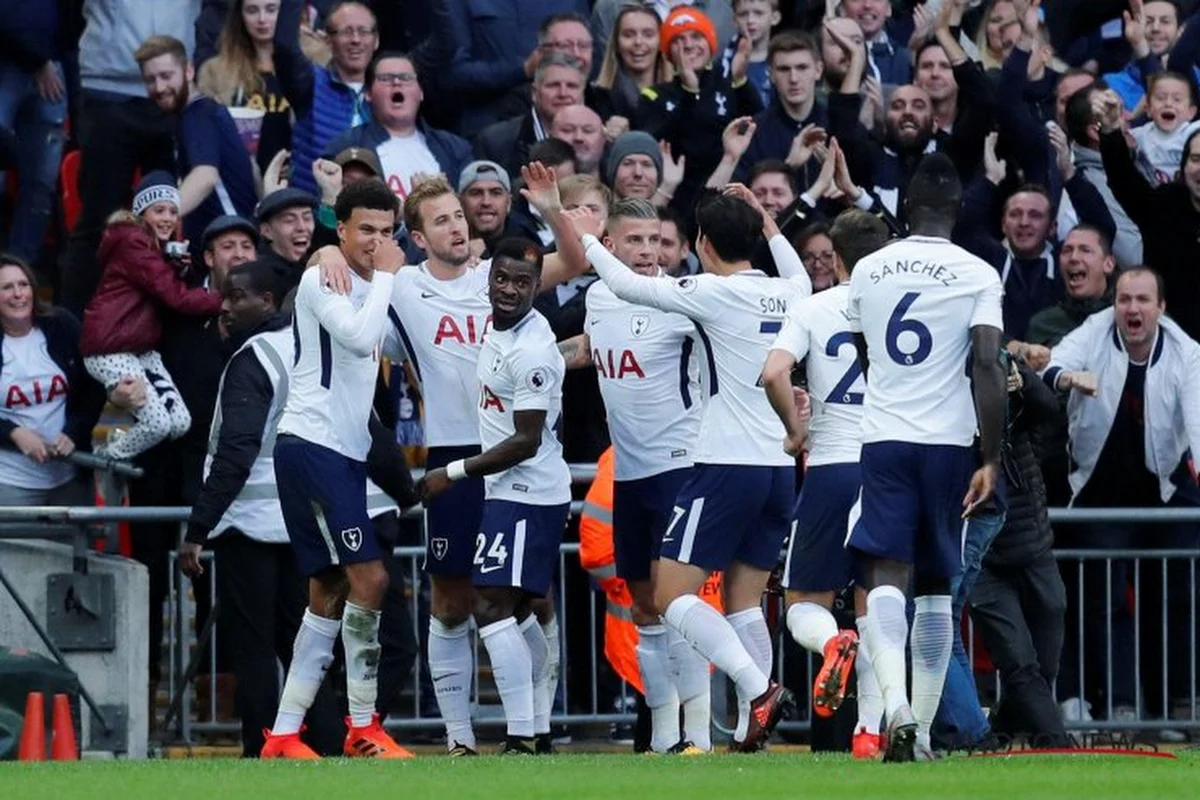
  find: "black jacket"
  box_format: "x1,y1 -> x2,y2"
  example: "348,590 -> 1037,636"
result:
986,363 -> 1060,568
0,309 -> 105,453
186,314 -> 416,544
637,66 -> 762,219
473,112 -> 537,183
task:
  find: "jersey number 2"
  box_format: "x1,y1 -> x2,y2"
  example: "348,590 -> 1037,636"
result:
824,332 -> 864,405
886,292 -> 932,366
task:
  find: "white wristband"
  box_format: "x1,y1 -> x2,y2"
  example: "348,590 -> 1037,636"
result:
446,459 -> 469,482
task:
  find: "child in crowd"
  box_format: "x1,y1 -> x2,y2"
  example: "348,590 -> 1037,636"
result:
80,172 -> 223,460
733,0 -> 781,108
1131,71 -> 1200,184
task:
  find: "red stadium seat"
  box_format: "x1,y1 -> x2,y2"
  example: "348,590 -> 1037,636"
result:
60,150 -> 81,234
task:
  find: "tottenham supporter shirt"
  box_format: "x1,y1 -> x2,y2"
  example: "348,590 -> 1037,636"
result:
0,329 -> 74,489
585,277 -> 701,481
475,309 -> 570,505
846,235 -> 1004,447
771,284 -> 865,467
278,266 -> 394,461
388,260 -> 493,448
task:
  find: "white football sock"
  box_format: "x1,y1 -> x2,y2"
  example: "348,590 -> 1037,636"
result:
786,602 -> 840,656
665,595 -> 767,743
342,601 -> 382,728
541,617 -> 561,724
637,624 -> 681,752
727,606 -> 774,680
667,626 -> 712,751
911,594 -> 953,743
272,609 -> 340,735
429,618 -> 475,750
866,585 -> 911,719
855,615 -> 884,735
479,617 -> 534,738
519,616 -> 551,735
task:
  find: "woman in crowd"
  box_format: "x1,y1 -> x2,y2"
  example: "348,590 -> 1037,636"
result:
197,0 -> 293,173
0,255 -> 105,505
792,222 -> 839,293
975,0 -> 1022,74
80,172 -> 223,462
592,4 -> 673,138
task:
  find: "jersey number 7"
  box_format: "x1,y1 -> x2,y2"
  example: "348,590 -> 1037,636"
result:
886,292 -> 932,366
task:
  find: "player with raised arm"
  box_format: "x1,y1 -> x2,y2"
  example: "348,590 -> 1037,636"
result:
557,197 -> 711,754
568,191 -> 811,752
418,238 -> 571,756
314,165 -> 588,755
844,154 -> 1007,762
261,178 -> 409,759
761,209 -> 891,759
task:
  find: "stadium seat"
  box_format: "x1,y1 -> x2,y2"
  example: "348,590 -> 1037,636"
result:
59,150 -> 81,234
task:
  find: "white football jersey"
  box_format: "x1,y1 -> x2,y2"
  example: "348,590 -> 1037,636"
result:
586,278 -> 701,482
771,284 -> 864,467
475,309 -> 571,505
846,235 -> 1004,446
583,236 -> 810,467
277,267 -> 394,461
389,260 -> 492,448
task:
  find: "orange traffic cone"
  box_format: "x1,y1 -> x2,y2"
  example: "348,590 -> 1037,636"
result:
51,694 -> 78,761
18,692 -> 46,761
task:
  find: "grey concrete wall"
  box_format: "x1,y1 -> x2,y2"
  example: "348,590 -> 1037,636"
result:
0,539 -> 148,758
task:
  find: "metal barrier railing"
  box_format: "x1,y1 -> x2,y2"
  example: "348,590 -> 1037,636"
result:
5,484 -> 1200,745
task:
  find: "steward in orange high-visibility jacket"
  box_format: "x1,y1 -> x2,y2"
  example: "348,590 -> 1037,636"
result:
579,447 -> 723,692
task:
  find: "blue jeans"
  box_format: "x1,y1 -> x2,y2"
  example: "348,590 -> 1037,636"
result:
930,507 -> 1007,749
0,61 -> 66,264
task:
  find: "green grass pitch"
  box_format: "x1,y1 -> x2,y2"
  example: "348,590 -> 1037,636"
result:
3,750 -> 1198,800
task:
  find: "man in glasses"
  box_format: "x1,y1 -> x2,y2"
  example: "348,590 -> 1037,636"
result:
274,0 -> 381,196
323,51 -> 473,200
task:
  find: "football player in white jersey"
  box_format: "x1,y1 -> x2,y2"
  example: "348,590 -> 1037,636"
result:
313,165 -> 591,754
265,178 -> 410,759
762,209 -> 891,759
844,154 -> 1006,762
557,198 -> 712,754
419,238 -> 571,755
568,191 -> 812,751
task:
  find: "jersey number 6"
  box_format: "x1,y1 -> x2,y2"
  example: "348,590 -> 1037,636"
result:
886,292 -> 932,366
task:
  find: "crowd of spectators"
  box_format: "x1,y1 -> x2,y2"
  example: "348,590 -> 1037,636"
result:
3,0 -> 1200,747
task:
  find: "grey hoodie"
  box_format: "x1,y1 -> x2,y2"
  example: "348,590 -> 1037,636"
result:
1057,144 -> 1144,270
79,0 -> 200,97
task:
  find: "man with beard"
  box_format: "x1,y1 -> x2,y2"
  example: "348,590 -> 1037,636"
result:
825,15 -> 987,226
255,188 -> 318,294
134,35 -> 257,256
321,51 -> 473,200
274,0 -> 380,197
549,104 -> 606,178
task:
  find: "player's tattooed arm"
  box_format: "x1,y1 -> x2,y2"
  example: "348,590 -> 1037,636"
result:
557,334 -> 592,370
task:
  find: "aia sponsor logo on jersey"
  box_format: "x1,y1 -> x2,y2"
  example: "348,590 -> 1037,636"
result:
479,384 -> 505,412
5,375 -> 67,408
593,349 -> 645,380
433,314 -> 492,346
